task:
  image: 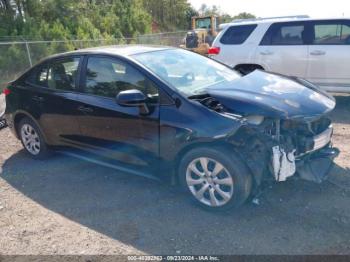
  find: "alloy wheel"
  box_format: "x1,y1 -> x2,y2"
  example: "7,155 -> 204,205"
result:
20,124 -> 41,155
186,157 -> 234,207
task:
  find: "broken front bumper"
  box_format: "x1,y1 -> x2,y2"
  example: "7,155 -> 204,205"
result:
297,124 -> 339,183
297,146 -> 339,183
272,124 -> 339,183
303,125 -> 334,154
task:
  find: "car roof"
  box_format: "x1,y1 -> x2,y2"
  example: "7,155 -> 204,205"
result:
223,16 -> 350,27
45,45 -> 174,60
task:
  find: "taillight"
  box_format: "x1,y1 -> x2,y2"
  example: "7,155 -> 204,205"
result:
208,46 -> 220,55
3,87 -> 11,96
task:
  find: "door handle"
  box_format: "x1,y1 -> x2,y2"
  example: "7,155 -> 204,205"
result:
78,105 -> 93,113
310,50 -> 326,56
260,50 -> 274,55
32,95 -> 44,102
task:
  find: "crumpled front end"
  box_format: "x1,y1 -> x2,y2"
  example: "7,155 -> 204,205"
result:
224,114 -> 339,187
190,70 -> 339,185
270,116 -> 339,183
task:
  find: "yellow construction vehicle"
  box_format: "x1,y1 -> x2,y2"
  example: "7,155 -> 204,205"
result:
180,15 -> 219,55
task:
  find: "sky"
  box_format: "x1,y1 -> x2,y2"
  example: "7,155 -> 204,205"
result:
189,0 -> 349,18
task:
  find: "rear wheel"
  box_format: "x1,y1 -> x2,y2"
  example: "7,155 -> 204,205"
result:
18,117 -> 50,159
178,147 -> 252,211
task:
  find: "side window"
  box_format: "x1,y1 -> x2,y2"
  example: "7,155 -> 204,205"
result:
313,22 -> 350,45
220,24 -> 257,45
261,23 -> 306,45
47,57 -> 80,90
26,64 -> 48,87
36,65 -> 49,86
84,56 -> 158,102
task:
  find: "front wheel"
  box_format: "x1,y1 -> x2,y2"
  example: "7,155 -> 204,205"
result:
178,147 -> 252,211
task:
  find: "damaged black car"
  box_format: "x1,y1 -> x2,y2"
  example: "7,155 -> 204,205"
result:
3,46 -> 339,210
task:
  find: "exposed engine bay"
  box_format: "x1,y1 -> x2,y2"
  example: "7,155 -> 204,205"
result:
191,94 -> 339,186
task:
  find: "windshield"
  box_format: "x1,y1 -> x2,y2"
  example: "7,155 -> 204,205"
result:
195,18 -> 211,29
132,49 -> 240,96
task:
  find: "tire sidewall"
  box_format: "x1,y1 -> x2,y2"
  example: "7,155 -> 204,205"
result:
178,146 -> 252,211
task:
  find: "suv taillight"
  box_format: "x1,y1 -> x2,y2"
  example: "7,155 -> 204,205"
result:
3,87 -> 11,96
208,46 -> 220,55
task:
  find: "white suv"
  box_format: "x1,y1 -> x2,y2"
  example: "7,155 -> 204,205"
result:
210,16 -> 350,92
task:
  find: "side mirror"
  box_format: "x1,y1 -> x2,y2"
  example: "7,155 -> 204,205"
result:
116,89 -> 149,114
116,89 -> 146,106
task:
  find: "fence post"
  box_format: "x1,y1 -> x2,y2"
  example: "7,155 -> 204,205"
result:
25,41 -> 33,67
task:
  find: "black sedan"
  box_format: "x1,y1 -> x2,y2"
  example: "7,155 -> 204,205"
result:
3,45 -> 339,210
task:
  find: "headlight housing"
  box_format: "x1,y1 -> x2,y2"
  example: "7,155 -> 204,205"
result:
245,115 -> 264,125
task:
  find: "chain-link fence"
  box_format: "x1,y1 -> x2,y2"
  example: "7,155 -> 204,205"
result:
0,31 -> 186,90
137,31 -> 186,46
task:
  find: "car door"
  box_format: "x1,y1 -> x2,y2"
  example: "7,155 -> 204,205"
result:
22,56 -> 83,145
74,55 -> 160,169
255,21 -> 309,78
306,19 -> 350,91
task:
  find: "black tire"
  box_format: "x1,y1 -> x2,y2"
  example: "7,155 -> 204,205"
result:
236,65 -> 263,75
178,146 -> 252,211
18,117 -> 50,159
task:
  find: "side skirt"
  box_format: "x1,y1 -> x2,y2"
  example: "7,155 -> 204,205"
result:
56,150 -> 161,182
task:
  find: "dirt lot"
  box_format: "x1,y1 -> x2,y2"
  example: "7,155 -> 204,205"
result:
0,95 -> 350,255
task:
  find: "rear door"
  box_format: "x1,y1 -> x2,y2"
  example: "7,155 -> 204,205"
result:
255,21 -> 309,77
23,56 -> 82,145
74,55 -> 160,169
306,19 -> 350,91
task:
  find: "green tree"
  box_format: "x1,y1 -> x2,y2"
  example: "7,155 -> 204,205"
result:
0,0 -> 256,87
232,12 -> 256,20
143,0 -> 193,31
0,0 -> 153,86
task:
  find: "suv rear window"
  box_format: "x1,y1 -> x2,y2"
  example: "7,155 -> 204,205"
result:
260,22 -> 306,45
313,21 -> 350,45
220,24 -> 257,45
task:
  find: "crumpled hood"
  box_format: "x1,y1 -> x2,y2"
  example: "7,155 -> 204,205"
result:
207,70 -> 336,120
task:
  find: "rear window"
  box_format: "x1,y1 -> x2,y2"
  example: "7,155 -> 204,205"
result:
35,65 -> 49,86
260,22 -> 306,45
220,24 -> 257,45
47,57 -> 80,91
313,21 -> 350,45
26,64 -> 48,87
26,57 -> 80,90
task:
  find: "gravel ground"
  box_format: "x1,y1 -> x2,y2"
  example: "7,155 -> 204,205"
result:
0,95 -> 350,255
